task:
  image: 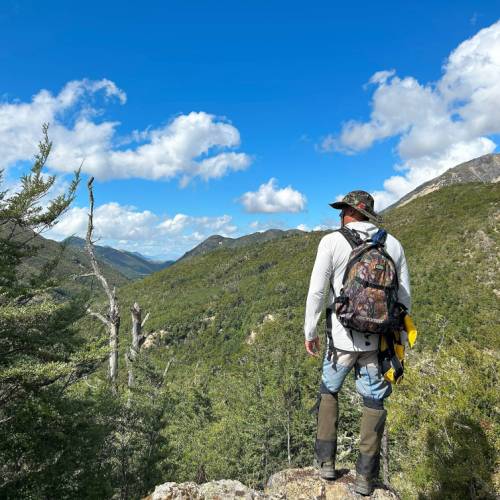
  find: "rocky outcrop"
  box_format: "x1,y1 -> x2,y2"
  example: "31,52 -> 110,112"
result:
265,468 -> 397,499
142,329 -> 168,349
246,313 -> 277,345
144,479 -> 270,499
144,467 -> 398,499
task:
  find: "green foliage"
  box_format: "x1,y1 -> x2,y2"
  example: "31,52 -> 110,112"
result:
1,383 -> 117,499
0,124 -> 80,296
0,126 -> 127,299
109,356 -> 175,499
389,344 -> 498,499
382,183 -> 499,350
0,128 -> 177,500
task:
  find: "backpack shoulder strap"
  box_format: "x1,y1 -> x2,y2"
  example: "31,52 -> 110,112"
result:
336,226 -> 364,249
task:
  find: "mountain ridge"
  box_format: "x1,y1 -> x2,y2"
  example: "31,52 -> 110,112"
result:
6,227 -> 130,295
64,236 -> 174,280
178,228 -> 304,261
384,152 -> 500,211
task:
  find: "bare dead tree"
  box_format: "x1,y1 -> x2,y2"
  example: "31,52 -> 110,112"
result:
85,177 -> 120,390
125,302 -> 150,388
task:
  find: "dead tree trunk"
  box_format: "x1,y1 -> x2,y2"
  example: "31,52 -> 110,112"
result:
127,302 -> 140,388
85,177 -> 120,390
126,303 -> 150,389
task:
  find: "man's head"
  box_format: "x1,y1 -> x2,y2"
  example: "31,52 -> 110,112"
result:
339,205 -> 368,225
329,190 -> 380,224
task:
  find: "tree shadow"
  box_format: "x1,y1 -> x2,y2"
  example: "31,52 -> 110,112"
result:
419,413 -> 496,499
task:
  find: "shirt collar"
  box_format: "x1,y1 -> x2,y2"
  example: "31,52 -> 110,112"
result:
345,221 -> 377,230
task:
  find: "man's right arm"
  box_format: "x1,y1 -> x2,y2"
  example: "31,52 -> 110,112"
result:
304,236 -> 333,342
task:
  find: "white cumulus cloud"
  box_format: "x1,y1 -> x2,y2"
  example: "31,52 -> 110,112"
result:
240,178 -> 307,213
48,203 -> 159,242
296,223 -> 334,232
157,213 -> 237,235
321,21 -> 500,208
46,202 -> 238,259
0,79 -> 251,184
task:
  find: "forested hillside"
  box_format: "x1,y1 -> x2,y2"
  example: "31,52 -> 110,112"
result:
0,225 -> 129,296
111,182 -> 498,499
2,181 -> 498,499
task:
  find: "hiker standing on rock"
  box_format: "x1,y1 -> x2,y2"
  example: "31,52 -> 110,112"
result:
304,191 -> 411,496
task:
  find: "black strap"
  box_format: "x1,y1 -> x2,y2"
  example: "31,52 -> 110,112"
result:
381,332 -> 403,379
354,277 -> 396,291
326,278 -> 338,368
337,226 -> 364,248
325,306 -> 336,367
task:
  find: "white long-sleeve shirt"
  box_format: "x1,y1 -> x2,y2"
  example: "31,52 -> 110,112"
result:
304,221 -> 411,351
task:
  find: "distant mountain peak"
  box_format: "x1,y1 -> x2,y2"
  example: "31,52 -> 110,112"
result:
385,153 -> 500,211
63,237 -> 174,279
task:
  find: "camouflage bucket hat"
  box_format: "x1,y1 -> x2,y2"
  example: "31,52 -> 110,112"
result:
329,190 -> 381,223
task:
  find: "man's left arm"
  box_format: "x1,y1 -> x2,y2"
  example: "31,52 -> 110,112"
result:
397,245 -> 411,311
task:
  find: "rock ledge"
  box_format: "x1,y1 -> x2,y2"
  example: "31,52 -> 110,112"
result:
144,467 -> 398,499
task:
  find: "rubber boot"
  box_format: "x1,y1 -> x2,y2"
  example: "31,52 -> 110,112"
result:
314,392 -> 338,479
355,406 -> 387,495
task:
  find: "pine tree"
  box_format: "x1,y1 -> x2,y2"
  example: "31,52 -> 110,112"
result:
0,126 -> 113,497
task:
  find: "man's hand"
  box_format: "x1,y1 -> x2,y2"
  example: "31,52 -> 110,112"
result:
305,337 -> 321,357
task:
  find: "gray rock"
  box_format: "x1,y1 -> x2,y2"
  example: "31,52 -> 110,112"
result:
199,479 -> 269,498
144,478 -> 276,499
144,468 -> 398,499
265,467 -> 398,499
145,480 -> 202,499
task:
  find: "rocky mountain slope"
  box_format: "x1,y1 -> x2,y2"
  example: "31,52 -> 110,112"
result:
64,236 -> 174,280
385,152 -> 500,211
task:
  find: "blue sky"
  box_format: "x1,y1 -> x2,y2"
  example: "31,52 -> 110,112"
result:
1,1 -> 499,259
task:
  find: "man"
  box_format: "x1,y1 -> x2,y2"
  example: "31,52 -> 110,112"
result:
304,190 -> 411,496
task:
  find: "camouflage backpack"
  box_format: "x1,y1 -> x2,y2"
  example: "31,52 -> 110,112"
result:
333,227 -> 399,335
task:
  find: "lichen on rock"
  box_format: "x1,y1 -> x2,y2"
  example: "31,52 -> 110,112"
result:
144,467 -> 398,499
